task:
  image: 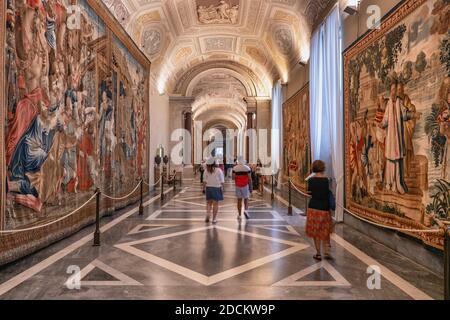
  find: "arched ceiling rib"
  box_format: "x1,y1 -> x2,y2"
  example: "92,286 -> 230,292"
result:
204,119 -> 239,131
196,111 -> 245,131
103,0 -> 336,95
194,104 -> 246,125
172,60 -> 270,97
187,68 -> 254,98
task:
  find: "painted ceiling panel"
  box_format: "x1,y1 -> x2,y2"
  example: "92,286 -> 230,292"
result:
103,0 -> 335,97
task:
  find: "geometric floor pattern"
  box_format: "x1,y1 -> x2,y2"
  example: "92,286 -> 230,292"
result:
0,178 -> 443,300
272,261 -> 351,288
65,259 -> 143,287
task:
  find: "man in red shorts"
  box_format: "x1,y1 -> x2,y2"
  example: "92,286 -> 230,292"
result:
232,157 -> 253,221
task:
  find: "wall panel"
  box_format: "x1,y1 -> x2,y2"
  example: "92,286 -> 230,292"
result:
0,0 -> 150,265
282,83 -> 311,191
344,0 -> 449,249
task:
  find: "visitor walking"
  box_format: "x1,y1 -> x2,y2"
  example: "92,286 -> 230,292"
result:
256,159 -> 264,195
203,162 -> 225,224
199,160 -> 206,194
232,157 -> 252,221
199,160 -> 206,183
306,160 -> 333,261
251,163 -> 259,191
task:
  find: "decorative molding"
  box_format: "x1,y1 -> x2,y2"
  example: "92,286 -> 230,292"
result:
245,46 -> 267,65
0,0 -> 5,230
142,28 -> 162,56
202,37 -> 235,52
196,0 -> 240,25
305,0 -> 336,26
272,26 -> 293,56
173,60 -> 265,97
88,0 -> 151,69
102,0 -> 131,26
106,0 -> 327,97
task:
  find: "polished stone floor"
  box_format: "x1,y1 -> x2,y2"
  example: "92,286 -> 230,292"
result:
0,178 -> 444,300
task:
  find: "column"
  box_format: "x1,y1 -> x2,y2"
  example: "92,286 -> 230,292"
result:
184,111 -> 192,166
256,98 -> 272,169
246,112 -> 253,162
246,98 -> 257,164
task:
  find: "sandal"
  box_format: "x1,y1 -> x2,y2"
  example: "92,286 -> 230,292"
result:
324,254 -> 333,260
313,254 -> 322,261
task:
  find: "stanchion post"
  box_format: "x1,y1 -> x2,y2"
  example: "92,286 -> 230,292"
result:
139,179 -> 144,215
271,174 -> 275,201
93,189 -> 101,246
288,179 -> 293,216
261,175 -> 264,197
161,172 -> 165,201
445,226 -> 450,300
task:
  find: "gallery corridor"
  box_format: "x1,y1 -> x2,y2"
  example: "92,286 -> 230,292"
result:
0,179 -> 443,300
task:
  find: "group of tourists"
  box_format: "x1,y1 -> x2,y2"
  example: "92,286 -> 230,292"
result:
201,156 -> 252,224
199,156 -> 335,261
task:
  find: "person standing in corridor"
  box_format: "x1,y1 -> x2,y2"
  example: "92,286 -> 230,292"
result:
199,160 -> 206,193
203,161 -> 224,224
232,157 -> 252,221
306,160 -> 333,261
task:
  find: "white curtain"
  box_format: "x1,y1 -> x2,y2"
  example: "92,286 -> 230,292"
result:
271,81 -> 283,180
310,5 -> 344,221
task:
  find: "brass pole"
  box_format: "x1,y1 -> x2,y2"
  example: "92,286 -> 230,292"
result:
139,179 -> 144,215
93,189 -> 101,246
271,174 -> 275,201
445,227 -> 450,300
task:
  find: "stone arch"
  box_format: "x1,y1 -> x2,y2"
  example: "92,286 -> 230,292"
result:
170,60 -> 271,97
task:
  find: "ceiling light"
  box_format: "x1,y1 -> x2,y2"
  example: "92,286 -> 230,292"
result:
344,0 -> 360,15
344,5 -> 358,15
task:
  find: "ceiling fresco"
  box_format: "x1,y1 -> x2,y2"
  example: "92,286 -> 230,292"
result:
102,0 -> 336,97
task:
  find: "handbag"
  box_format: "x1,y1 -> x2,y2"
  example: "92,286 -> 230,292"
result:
328,191 -> 336,211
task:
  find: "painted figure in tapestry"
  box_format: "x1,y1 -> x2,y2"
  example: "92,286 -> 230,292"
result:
4,0 -> 101,218
3,0 -> 149,230
283,86 -> 310,191
380,73 -> 422,195
346,0 -> 450,247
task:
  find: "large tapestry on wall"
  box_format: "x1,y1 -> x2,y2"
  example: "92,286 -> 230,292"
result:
283,84 -> 311,191
0,0 -> 150,261
344,0 -> 449,249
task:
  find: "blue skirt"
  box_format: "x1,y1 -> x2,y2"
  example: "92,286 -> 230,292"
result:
206,187 -> 224,201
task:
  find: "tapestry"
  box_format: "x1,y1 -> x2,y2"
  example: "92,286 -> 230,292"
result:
0,0 -> 150,263
344,0 -> 449,248
283,83 -> 311,191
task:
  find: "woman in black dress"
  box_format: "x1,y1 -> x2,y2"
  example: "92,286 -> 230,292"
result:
306,160 -> 333,260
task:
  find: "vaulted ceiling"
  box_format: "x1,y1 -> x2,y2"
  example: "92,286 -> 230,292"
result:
103,0 -> 335,97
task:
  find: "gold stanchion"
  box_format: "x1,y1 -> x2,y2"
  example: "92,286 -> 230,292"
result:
445,227 -> 450,300
93,189 -> 101,246
271,174 -> 275,201
139,179 -> 144,215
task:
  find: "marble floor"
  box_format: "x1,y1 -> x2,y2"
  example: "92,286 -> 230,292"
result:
0,179 -> 444,300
